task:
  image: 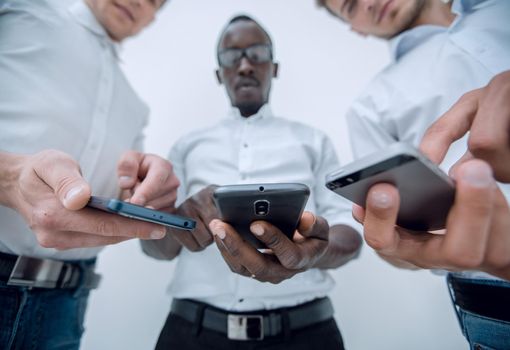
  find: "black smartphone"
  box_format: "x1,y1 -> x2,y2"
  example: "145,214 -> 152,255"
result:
326,142 -> 456,231
87,196 -> 196,230
213,183 -> 310,248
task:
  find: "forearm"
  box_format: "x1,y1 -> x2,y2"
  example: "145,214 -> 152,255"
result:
313,224 -> 362,269
0,151 -> 22,208
140,232 -> 182,260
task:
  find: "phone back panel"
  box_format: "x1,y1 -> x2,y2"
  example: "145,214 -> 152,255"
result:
213,183 -> 310,248
327,156 -> 455,231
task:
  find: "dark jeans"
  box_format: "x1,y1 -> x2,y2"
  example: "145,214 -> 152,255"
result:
0,258 -> 93,350
156,313 -> 345,350
448,275 -> 510,350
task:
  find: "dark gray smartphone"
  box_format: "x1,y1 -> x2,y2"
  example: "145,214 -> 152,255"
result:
213,183 -> 310,248
87,196 -> 196,230
326,142 -> 455,231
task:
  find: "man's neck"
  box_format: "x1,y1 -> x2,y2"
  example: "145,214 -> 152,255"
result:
411,0 -> 456,29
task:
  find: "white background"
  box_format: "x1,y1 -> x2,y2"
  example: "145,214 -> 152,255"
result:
82,1 -> 468,349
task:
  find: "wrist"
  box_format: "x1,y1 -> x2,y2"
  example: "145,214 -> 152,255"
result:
0,151 -> 25,208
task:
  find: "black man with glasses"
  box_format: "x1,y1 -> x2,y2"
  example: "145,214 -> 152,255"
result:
142,15 -> 362,350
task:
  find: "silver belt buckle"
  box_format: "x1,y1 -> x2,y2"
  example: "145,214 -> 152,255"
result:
227,314 -> 264,341
7,256 -> 65,288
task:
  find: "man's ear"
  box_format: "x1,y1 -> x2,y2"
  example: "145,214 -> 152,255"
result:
215,69 -> 223,85
272,62 -> 279,78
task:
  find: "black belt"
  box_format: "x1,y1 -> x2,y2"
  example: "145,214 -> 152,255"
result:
171,297 -> 335,341
0,252 -> 101,290
449,275 -> 510,323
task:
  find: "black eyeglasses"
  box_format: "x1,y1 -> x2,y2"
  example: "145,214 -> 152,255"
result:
218,44 -> 273,68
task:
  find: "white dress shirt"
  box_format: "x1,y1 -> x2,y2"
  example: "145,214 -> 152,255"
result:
0,0 -> 149,260
167,105 -> 358,311
346,0 -> 510,279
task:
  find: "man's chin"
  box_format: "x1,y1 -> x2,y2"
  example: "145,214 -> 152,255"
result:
236,102 -> 263,117
105,23 -> 131,42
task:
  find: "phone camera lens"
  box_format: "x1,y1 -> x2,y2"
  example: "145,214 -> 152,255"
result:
184,222 -> 189,227
254,200 -> 270,216
259,186 -> 265,192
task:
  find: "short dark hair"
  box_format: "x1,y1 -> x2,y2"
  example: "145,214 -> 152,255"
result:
216,14 -> 274,57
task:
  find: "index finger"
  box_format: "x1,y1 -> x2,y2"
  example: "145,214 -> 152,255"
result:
35,205 -> 167,239
117,151 -> 143,189
250,220 -> 327,270
419,89 -> 481,164
468,76 -> 510,182
210,220 -> 289,280
131,154 -> 178,206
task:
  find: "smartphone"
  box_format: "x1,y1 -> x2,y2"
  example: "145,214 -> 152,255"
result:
87,196 -> 196,230
325,142 -> 455,231
213,183 -> 310,248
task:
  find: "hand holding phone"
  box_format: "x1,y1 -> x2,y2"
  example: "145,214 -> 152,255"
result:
209,210 -> 331,284
326,142 -> 455,231
213,183 -> 310,248
87,196 -> 196,230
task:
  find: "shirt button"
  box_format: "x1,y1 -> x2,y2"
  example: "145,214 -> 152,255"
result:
243,143 -> 248,148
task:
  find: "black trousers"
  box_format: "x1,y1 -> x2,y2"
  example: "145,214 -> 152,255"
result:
155,313 -> 345,350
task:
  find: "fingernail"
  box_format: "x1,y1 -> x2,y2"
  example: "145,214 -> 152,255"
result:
150,229 -> 166,239
131,195 -> 146,206
251,224 -> 264,236
212,225 -> 226,240
307,212 -> 317,226
461,162 -> 493,188
64,187 -> 84,206
370,190 -> 393,209
119,176 -> 132,187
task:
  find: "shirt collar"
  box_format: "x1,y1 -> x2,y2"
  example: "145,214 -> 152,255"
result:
228,104 -> 274,122
388,0 -> 486,61
68,0 -> 121,58
451,0 -> 486,14
389,25 -> 446,61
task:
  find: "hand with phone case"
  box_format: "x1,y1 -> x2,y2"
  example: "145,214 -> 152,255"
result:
209,210 -> 331,284
0,150 -> 171,250
354,158 -> 510,280
208,183 -> 361,283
